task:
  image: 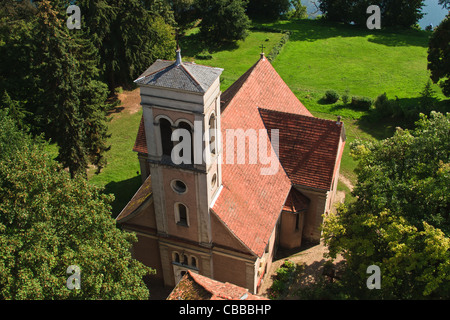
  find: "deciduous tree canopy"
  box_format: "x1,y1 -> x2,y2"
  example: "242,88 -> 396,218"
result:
0,111 -> 154,299
428,14 -> 450,97
196,0 -> 251,44
323,112 -> 450,299
319,0 -> 425,28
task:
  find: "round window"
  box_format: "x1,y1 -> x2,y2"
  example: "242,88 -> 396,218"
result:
171,180 -> 187,194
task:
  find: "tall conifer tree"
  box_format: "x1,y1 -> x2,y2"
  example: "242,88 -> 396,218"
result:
31,1 -> 111,177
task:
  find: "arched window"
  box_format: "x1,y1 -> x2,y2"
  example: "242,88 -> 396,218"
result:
174,252 -> 180,263
176,203 -> 188,227
160,118 -> 173,156
191,257 -> 197,268
183,255 -> 188,265
178,121 -> 194,165
209,114 -> 216,155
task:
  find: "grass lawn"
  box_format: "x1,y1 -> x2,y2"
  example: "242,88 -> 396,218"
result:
88,108 -> 143,216
265,19 -> 444,100
262,19 -> 448,187
180,29 -> 285,91
88,19 -> 448,213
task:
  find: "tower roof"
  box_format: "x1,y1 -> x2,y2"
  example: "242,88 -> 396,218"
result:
134,54 -> 223,93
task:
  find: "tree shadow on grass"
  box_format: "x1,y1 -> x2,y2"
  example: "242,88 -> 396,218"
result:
355,96 -> 449,141
179,31 -> 239,60
367,31 -> 430,48
357,114 -> 397,140
264,19 -> 430,48
103,175 -> 142,219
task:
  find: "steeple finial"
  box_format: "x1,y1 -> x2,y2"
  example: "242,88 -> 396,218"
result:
175,47 -> 182,66
174,28 -> 182,66
259,44 -> 266,60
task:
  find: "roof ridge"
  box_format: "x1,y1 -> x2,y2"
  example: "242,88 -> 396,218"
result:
258,107 -> 342,126
221,58 -> 263,112
137,63 -> 171,80
180,63 -> 204,92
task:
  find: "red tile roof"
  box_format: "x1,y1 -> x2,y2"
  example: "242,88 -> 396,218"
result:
259,108 -> 344,190
167,270 -> 268,300
212,57 -> 313,257
283,187 -> 310,213
221,56 -> 313,116
133,116 -> 147,154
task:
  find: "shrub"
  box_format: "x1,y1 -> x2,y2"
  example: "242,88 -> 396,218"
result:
323,90 -> 340,103
268,260 -> 303,299
342,90 -> 350,104
267,31 -> 290,62
374,93 -> 394,117
351,96 -> 373,109
195,50 -> 213,60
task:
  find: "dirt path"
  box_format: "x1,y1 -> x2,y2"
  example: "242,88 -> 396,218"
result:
107,88 -> 141,118
117,88 -> 141,114
339,175 -> 355,192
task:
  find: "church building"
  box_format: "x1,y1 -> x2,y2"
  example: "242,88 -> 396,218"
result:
116,49 -> 346,294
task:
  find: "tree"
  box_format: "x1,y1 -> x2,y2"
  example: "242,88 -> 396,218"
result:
246,0 -> 291,21
318,0 -> 354,24
32,1 -> 88,178
0,91 -> 30,131
0,1 -> 112,177
0,2 -> 38,128
439,0 -> 450,9
287,0 -> 308,20
0,111 -> 154,299
196,0 -> 250,44
381,0 -> 425,28
78,0 -> 176,91
323,112 -> 450,299
428,14 -> 450,97
166,0 -> 198,32
318,0 -> 425,28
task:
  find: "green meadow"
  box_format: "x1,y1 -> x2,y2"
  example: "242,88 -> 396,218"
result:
88,19 -> 448,215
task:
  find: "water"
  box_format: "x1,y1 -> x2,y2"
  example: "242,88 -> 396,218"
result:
418,0 -> 448,29
300,0 -> 448,29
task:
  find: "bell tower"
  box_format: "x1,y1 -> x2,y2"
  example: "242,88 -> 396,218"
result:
134,49 -> 223,248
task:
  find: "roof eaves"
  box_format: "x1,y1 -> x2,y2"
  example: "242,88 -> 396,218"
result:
210,207 -> 259,258
116,176 -> 153,222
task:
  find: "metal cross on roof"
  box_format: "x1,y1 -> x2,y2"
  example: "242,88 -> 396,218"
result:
260,44 -> 265,54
